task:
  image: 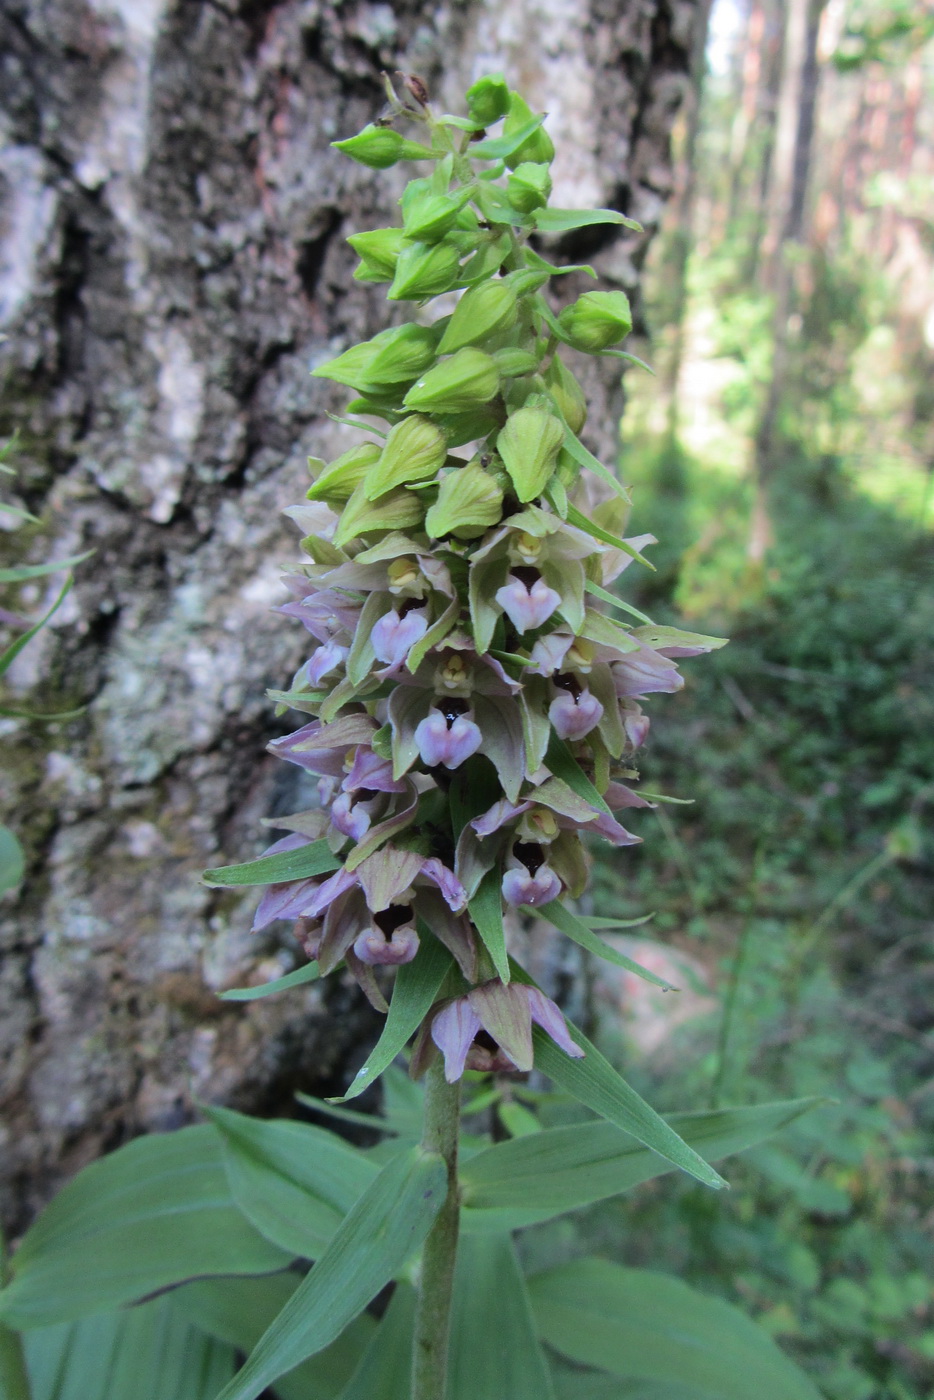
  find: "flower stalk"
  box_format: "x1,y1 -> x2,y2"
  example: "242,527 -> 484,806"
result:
411,1060 -> 461,1400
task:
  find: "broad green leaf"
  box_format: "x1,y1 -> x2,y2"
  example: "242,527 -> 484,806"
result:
0,825 -> 25,895
460,1099 -> 820,1232
203,838 -> 340,887
0,550 -> 93,584
0,576 -> 73,680
535,901 -> 677,990
203,1104 -> 378,1259
545,734 -> 612,816
470,114 -> 546,159
448,1234 -> 555,1400
172,1276 -> 375,1400
551,1358 -> 695,1400
22,1294 -> 234,1400
525,1012 -> 727,1190
468,866 -> 510,983
530,1260 -> 822,1400
333,935 -> 453,1103
583,578 -> 653,625
336,1281 -> 415,1399
0,1127 -> 292,1329
212,1146 -> 446,1400
533,207 -> 642,234
565,503 -> 654,567
220,961 -> 320,1001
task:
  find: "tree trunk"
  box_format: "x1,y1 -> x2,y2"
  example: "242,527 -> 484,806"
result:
0,0 -> 700,1236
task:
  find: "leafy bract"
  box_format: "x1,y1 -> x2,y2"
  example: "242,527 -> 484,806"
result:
536,900 -> 677,990
468,866 -> 510,982
211,1146 -> 446,1400
0,1127 -> 291,1329
460,1098 -> 820,1232
22,1294 -> 235,1400
448,1234 -> 555,1400
332,934 -> 453,1103
530,1260 -> 822,1400
203,1104 -> 377,1258
220,961 -> 320,1001
203,838 -> 339,887
533,207 -> 642,234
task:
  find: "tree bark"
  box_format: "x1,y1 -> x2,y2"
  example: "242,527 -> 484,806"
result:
0,0 -> 700,1236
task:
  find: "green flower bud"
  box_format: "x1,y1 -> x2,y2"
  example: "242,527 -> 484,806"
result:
364,415 -> 448,499
333,481 -> 425,549
425,459 -> 504,540
433,407 -> 502,448
492,347 -> 541,377
466,73 -> 511,127
332,124 -> 435,170
543,354 -> 587,434
503,93 -> 555,169
403,348 -> 500,414
306,442 -> 382,504
311,340 -> 380,390
366,324 -> 439,385
504,267 -> 551,296
507,162 -> 552,213
495,405 -> 564,502
388,240 -> 462,300
557,290 -> 632,353
437,279 -> 518,354
347,228 -> 407,281
403,190 -> 472,244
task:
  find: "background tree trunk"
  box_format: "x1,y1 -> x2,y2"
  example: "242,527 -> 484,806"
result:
0,0 -> 700,1236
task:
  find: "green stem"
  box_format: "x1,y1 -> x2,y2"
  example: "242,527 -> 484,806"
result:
411,1059 -> 461,1400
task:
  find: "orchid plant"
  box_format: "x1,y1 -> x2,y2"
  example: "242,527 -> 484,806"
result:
0,77 -> 822,1400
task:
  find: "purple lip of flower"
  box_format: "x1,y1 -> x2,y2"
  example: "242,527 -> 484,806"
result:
371,604 -> 429,667
611,645 -> 683,697
330,790 -> 379,842
495,570 -> 562,634
353,906 -> 420,966
502,862 -> 562,907
414,705 -> 483,770
305,638 -> 349,686
548,684 -> 604,741
431,980 -> 585,1082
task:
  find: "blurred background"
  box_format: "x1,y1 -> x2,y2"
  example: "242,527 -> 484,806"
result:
0,2 -> 932,1397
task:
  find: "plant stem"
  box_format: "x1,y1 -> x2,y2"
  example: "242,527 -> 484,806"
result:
411,1058 -> 461,1400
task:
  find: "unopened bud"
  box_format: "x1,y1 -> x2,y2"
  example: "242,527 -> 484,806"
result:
507,162 -> 552,213
333,481 -> 425,549
493,347 -> 540,377
557,290 -> 633,353
366,324 -> 439,385
425,459 -> 504,540
306,441 -> 381,504
364,414 -> 448,499
544,355 -> 587,434
332,124 -> 435,170
495,405 -> 564,502
347,227 -> 406,281
403,347 -> 500,413
403,190 -> 471,244
503,93 -> 555,169
466,73 -> 511,126
388,239 -> 463,300
437,279 -> 518,354
504,267 -> 551,297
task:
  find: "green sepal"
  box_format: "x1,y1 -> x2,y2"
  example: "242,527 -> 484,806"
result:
388,239 -> 462,300
403,347 -> 500,413
508,161 -> 552,212
466,72 -> 511,126
496,405 -> 564,502
332,125 -> 435,170
425,460 -> 504,540
493,347 -> 541,377
332,481 -> 425,549
346,227 -> 406,279
543,355 -> 587,434
306,442 -> 381,504
403,188 -> 473,243
363,415 -> 448,499
501,94 -> 555,168
557,290 -> 633,353
437,279 -> 518,354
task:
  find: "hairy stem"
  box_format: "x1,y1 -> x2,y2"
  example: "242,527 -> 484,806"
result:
411,1059 -> 461,1400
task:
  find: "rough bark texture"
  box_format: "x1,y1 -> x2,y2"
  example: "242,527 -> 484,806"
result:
0,0 -> 698,1235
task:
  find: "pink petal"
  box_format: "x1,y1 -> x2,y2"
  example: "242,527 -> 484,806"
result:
527,987 -> 585,1059
431,999 -> 483,1083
